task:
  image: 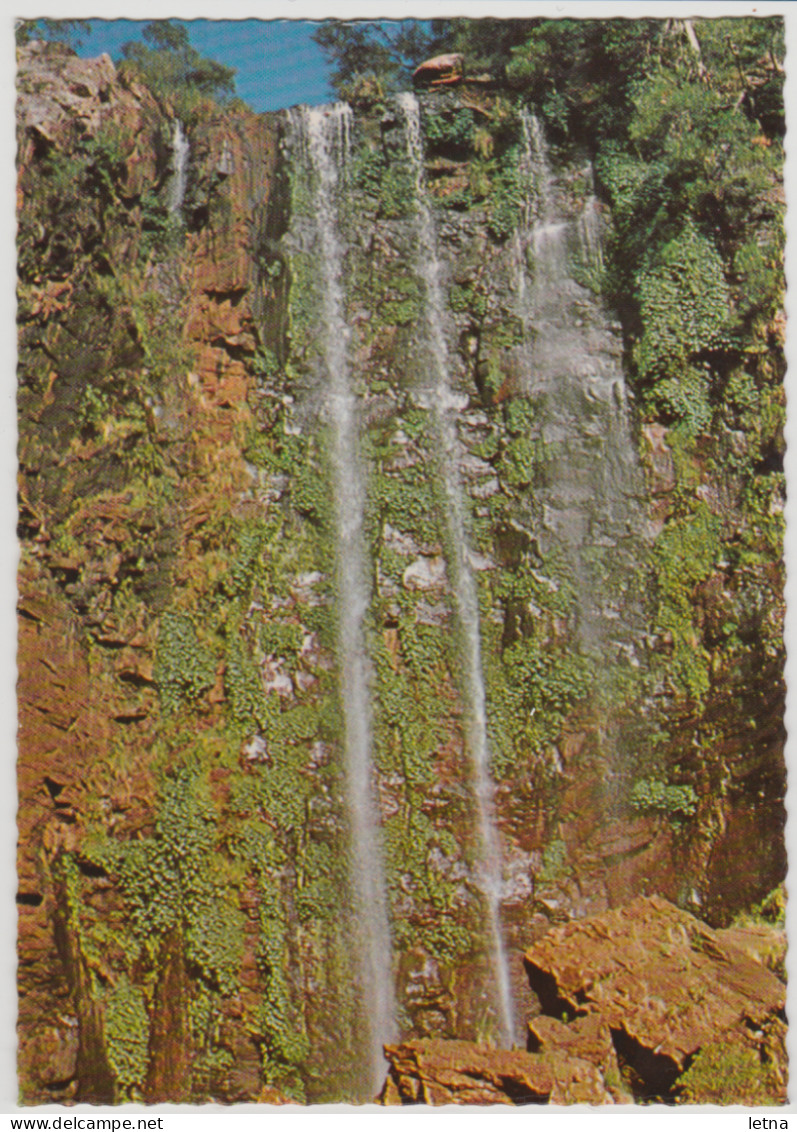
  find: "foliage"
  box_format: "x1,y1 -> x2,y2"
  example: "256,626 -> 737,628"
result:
313,20 -> 436,98
254,885 -> 310,1091
155,612 -> 216,714
537,838 -> 569,886
120,21 -> 236,121
16,18 -> 91,46
101,769 -> 245,995
634,222 -> 730,389
424,106 -> 474,152
486,152 -> 526,241
651,504 -> 721,702
105,977 -> 150,1098
676,1040 -> 782,1105
630,777 -> 697,817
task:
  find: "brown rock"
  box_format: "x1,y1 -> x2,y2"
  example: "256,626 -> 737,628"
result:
641,423 -> 675,495
380,1039 -> 614,1105
715,923 -> 786,977
528,1013 -> 619,1082
524,895 -> 785,1093
413,54 -> 465,87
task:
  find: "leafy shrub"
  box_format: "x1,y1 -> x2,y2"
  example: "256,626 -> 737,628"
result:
105,977 -> 150,1097
630,777 -> 697,817
635,222 -> 730,382
424,106 -> 474,152
487,152 -> 526,241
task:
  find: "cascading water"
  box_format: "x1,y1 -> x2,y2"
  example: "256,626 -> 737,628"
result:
398,91 -> 516,1048
168,119 -> 190,215
294,103 -> 396,1095
515,110 -> 648,653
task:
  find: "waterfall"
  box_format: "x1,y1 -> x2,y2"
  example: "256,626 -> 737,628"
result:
168,119 -> 190,215
397,91 -> 516,1048
515,109 -> 647,652
294,103 -> 396,1096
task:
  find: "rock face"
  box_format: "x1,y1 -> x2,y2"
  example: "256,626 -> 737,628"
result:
413,54 -> 465,87
16,40 -> 281,1105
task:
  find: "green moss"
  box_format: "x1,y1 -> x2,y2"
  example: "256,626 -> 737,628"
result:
629,777 -> 697,817
676,1041 -> 782,1105
635,222 -> 731,385
449,281 -> 488,319
254,883 -> 310,1095
380,273 -> 422,326
349,143 -> 414,220
225,629 -> 271,730
651,503 -> 721,702
100,769 -> 245,994
486,152 -> 526,241
537,838 -> 570,886
155,612 -> 216,715
105,976 -> 150,1098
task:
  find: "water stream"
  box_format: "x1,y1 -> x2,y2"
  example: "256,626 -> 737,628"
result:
295,103 -> 396,1095
515,111 -> 648,654
398,91 -> 516,1048
168,119 -> 190,215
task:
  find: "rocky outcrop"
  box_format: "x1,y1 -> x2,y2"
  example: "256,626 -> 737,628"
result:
182,107 -> 279,414
524,895 -> 786,1098
380,1038 -> 617,1105
381,896 -> 785,1105
16,41 -> 282,1104
413,54 -> 465,87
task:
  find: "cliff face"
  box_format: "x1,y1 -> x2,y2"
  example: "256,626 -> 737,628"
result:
17,40 -> 281,1103
16,41 -> 785,1105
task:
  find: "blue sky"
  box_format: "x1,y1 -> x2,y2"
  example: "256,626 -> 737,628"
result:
78,19 -> 337,111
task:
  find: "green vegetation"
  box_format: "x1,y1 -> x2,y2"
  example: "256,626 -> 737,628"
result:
104,978 -> 150,1099
629,778 -> 698,818
16,18 -> 91,46
120,21 -> 236,122
155,612 -> 216,714
676,1040 -> 782,1105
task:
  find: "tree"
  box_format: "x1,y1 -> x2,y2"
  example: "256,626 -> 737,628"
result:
312,20 -> 440,99
16,18 -> 91,48
120,20 -> 236,110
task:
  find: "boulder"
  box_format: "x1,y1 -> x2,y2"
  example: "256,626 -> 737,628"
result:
524,895 -> 785,1094
413,54 -> 465,88
402,555 -> 447,591
381,1038 -> 614,1105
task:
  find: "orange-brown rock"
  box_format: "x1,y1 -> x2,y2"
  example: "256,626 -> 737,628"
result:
17,41 -> 162,201
380,1039 -> 615,1105
413,54 -> 465,87
182,108 -> 279,414
527,1014 -> 623,1090
524,895 -> 785,1093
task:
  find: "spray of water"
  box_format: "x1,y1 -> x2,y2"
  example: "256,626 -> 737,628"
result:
398,91 -> 516,1048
